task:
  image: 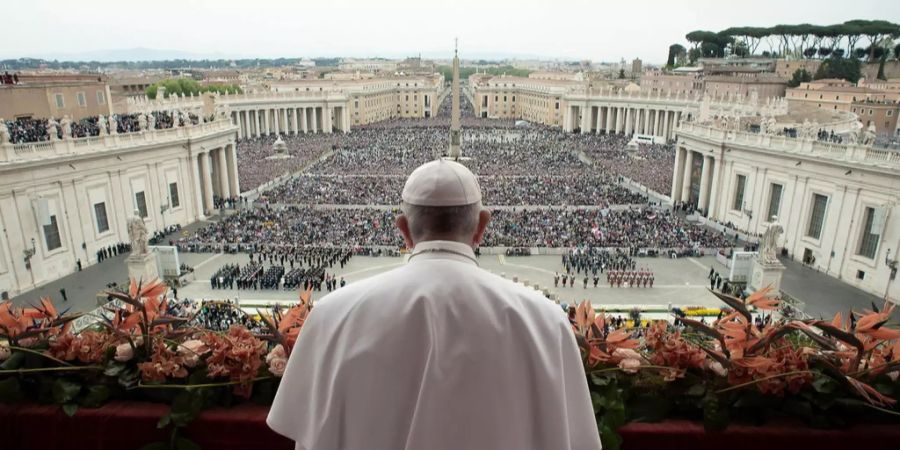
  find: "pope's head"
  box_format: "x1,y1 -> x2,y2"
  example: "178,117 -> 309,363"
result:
397,159 -> 491,248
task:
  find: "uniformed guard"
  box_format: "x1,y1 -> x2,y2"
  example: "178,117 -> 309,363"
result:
268,159 -> 601,450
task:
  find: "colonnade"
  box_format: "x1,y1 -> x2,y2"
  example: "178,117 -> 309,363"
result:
230,105 -> 350,139
671,146 -> 720,216
191,144 -> 240,216
571,104 -> 683,140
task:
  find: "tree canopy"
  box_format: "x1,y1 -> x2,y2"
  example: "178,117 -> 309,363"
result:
682,20 -> 900,61
145,78 -> 242,99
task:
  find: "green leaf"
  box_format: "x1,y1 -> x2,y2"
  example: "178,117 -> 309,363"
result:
157,414 -> 171,429
812,377 -> 837,394
62,403 -> 79,417
80,385 -> 110,408
600,424 -> 623,450
686,384 -> 706,397
52,378 -> 82,404
590,373 -> 612,387
104,362 -> 127,377
175,437 -> 202,450
702,391 -> 729,432
0,377 -> 24,403
628,395 -> 672,422
0,351 -> 25,370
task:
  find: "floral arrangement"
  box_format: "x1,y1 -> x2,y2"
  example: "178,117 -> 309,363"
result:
1,279 -> 898,450
575,286 -> 900,449
0,278 -> 311,446
682,306 -> 723,317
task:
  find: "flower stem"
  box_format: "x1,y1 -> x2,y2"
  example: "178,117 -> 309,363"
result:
9,345 -> 74,366
715,370 -> 813,394
135,376 -> 274,389
0,365 -> 103,374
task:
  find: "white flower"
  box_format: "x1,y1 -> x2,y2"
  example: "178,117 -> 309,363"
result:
113,343 -> 134,362
0,341 -> 10,361
706,361 -> 728,377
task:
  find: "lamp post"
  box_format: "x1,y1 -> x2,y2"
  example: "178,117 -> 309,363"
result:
160,203 -> 169,230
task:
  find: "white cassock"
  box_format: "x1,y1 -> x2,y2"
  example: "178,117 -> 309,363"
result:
268,240 -> 602,450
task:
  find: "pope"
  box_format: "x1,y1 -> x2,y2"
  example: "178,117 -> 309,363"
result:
268,159 -> 602,450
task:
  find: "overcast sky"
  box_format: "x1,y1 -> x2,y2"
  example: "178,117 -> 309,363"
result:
3,0 -> 898,63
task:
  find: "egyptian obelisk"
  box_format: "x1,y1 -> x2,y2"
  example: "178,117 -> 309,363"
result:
449,39 -> 462,160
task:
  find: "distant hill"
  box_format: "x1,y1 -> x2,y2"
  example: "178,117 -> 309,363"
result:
4,47 -> 242,62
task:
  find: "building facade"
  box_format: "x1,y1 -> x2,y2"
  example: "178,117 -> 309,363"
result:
0,118 -> 238,299
0,74 -> 114,121
672,121 -> 900,299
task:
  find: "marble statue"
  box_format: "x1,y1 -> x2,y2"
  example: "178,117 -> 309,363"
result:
748,90 -> 759,109
138,113 -> 147,131
98,115 -> 108,136
108,114 -> 118,135
863,123 -> 877,146
147,112 -> 156,130
846,129 -> 859,144
60,115 -> 72,139
759,116 -> 768,135
127,209 -> 149,256
0,119 -> 9,144
698,95 -> 711,123
47,118 -> 59,141
766,116 -> 778,135
759,219 -> 784,264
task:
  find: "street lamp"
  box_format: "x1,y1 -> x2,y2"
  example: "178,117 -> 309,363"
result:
160,203 -> 169,229
885,248 -> 898,300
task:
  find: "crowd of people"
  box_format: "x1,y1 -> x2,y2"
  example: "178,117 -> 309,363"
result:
1,111 -> 188,144
177,204 -> 730,253
235,133 -> 335,192
263,173 -> 647,206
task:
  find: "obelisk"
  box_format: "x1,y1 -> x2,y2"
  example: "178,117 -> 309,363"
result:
449,38 -> 462,160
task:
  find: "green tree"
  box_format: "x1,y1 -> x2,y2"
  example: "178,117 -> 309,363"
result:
814,55 -> 862,83
877,54 -> 888,80
787,68 -> 812,87
618,69 -> 626,79
666,44 -> 686,66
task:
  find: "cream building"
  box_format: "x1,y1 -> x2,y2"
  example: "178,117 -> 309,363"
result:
0,74 -> 114,121
0,117 -> 238,299
672,113 -> 900,299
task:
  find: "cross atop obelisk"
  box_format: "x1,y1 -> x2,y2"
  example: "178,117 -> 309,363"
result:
449,38 -> 462,160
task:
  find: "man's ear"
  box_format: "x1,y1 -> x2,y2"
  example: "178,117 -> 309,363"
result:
396,214 -> 415,249
472,209 -> 491,247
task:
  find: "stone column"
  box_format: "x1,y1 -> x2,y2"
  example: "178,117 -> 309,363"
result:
605,107 -> 613,134
234,112 -> 243,139
291,108 -> 299,135
662,111 -> 669,139
624,108 -> 632,135
227,144 -> 240,196
681,149 -> 694,204
273,108 -> 280,134
580,106 -> 590,134
671,146 -> 685,202
217,147 -> 230,199
263,109 -> 270,136
301,108 -> 309,133
198,152 -> 213,213
311,107 -> 318,133
257,110 -> 264,138
616,107 -> 624,133
708,157 -> 721,218
325,106 -> 333,133
282,108 -> 289,134
191,153 -> 204,219
698,155 -> 711,213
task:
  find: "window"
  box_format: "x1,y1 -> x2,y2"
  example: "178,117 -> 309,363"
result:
888,110 -> 893,117
767,184 -> 783,221
135,191 -> 148,218
856,270 -> 866,280
857,207 -> 880,259
43,215 -> 62,251
55,94 -> 65,108
94,202 -> 109,233
732,175 -> 746,210
806,194 -> 828,239
77,92 -> 86,107
169,183 -> 180,208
